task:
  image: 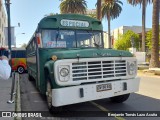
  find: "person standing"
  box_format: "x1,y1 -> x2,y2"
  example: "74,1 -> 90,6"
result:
0,55 -> 11,80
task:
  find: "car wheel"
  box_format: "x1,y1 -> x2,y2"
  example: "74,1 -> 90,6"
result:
17,66 -> 24,74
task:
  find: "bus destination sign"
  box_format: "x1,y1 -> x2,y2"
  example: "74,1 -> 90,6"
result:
61,19 -> 89,28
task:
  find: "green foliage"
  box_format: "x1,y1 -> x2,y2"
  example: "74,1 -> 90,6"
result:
146,29 -> 160,51
127,0 -> 152,6
146,30 -> 152,50
87,13 -> 97,19
114,30 -> 140,50
101,0 -> 123,20
60,0 -> 87,14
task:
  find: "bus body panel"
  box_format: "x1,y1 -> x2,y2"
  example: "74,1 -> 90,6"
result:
26,38 -> 39,88
12,58 -> 27,71
51,77 -> 140,107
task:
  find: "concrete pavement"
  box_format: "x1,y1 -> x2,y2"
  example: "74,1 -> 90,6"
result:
0,73 -> 20,120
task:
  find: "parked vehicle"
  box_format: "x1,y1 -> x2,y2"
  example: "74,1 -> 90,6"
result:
26,14 -> 140,111
1,48 -> 27,74
11,49 -> 27,74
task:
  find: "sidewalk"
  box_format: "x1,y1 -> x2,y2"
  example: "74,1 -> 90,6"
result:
0,76 -> 15,120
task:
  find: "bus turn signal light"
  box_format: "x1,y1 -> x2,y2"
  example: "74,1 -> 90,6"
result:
52,55 -> 57,61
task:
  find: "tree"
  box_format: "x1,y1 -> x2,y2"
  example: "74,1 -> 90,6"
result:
101,0 -> 123,48
146,30 -> 152,50
146,29 -> 160,51
60,0 -> 87,14
96,0 -> 102,20
114,30 -> 140,50
127,0 -> 152,52
149,0 -> 159,68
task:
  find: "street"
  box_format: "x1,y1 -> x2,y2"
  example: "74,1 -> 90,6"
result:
20,74 -> 160,120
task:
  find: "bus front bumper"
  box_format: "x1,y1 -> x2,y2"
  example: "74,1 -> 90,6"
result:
52,77 -> 140,107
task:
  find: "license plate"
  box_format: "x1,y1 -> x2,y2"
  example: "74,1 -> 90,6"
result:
96,83 -> 112,92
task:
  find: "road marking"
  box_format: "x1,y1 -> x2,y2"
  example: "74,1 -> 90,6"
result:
90,101 -> 125,120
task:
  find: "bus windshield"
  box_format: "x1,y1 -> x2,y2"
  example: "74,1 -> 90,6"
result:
41,30 -> 103,48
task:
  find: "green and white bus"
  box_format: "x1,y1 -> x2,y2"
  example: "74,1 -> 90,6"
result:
26,14 -> 140,111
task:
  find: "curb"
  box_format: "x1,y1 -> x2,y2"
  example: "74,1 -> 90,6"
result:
15,73 -> 22,120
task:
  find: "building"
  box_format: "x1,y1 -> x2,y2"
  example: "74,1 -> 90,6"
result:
0,0 -> 7,47
104,26 -> 151,48
112,26 -> 151,40
86,9 -> 96,15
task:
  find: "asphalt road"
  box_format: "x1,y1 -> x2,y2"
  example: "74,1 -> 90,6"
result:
20,74 -> 160,120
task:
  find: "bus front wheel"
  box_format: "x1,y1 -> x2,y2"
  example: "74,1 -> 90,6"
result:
46,80 -> 62,112
17,66 -> 25,74
110,94 -> 130,103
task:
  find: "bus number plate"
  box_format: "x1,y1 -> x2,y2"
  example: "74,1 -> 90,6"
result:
96,83 -> 112,92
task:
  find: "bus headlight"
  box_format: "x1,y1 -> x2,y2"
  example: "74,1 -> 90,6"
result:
127,61 -> 137,75
59,66 -> 70,82
60,68 -> 69,77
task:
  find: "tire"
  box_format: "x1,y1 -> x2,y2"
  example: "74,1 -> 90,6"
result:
28,74 -> 34,81
46,80 -> 63,112
17,66 -> 25,74
110,94 -> 130,103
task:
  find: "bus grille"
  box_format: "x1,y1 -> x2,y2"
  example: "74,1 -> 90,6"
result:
72,60 -> 126,81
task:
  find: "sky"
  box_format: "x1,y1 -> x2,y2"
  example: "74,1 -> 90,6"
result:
3,0 -> 153,47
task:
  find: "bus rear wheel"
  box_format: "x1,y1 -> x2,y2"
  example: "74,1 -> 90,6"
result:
46,80 -> 62,112
110,94 -> 130,103
17,66 -> 25,74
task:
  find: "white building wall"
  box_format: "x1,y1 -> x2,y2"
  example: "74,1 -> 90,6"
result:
103,26 -> 151,48
103,32 -> 108,48
0,0 -> 7,47
111,26 -> 151,41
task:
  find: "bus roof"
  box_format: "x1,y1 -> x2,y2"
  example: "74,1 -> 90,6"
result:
38,14 -> 103,31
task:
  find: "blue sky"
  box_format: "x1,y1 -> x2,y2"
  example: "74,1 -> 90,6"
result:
3,0 -> 153,47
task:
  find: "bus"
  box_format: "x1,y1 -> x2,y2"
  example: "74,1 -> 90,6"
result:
11,48 -> 27,74
1,48 -> 27,74
26,14 -> 140,111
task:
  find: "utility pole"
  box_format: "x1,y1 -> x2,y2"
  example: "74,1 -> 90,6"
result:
5,0 -> 15,104
5,0 -> 12,66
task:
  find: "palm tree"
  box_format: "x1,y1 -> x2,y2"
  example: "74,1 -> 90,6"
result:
127,0 -> 152,52
101,0 -> 123,48
60,0 -> 87,14
96,0 -> 102,20
149,0 -> 159,68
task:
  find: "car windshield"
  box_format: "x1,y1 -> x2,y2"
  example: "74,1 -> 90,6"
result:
41,30 -> 103,48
